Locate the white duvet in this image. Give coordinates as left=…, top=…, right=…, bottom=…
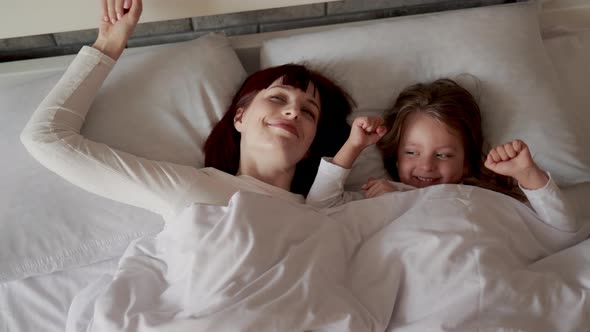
left=68, top=185, right=590, bottom=332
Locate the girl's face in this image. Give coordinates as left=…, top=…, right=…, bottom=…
left=234, top=79, right=321, bottom=167
left=396, top=112, right=466, bottom=188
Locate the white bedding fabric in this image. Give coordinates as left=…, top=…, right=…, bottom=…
left=0, top=71, right=163, bottom=282
left=66, top=187, right=590, bottom=332
left=0, top=34, right=246, bottom=283
left=0, top=258, right=118, bottom=332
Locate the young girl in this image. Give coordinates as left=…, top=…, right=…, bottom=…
left=306, top=78, right=579, bottom=233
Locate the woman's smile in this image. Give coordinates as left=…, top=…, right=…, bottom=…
left=268, top=120, right=299, bottom=138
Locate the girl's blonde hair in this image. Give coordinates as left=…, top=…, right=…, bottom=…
left=377, top=78, right=525, bottom=201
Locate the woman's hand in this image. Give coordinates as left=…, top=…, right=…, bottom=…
left=484, top=139, right=548, bottom=189
left=93, top=0, right=143, bottom=60
left=362, top=177, right=397, bottom=198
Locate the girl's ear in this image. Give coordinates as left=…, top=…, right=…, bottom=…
left=234, top=108, right=245, bottom=132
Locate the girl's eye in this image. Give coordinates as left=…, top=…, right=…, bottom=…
left=436, top=153, right=452, bottom=159
left=405, top=151, right=417, bottom=156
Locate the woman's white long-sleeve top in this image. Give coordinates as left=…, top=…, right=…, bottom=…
left=20, top=46, right=303, bottom=221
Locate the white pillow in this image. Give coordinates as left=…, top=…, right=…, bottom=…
left=538, top=0, right=590, bottom=37
left=542, top=29, right=590, bottom=219
left=0, top=33, right=247, bottom=282
left=84, top=34, right=246, bottom=167
left=260, top=2, right=590, bottom=189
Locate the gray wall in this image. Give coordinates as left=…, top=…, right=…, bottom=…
left=0, top=0, right=521, bottom=62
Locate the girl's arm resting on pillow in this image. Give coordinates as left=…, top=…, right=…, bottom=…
left=521, top=174, right=581, bottom=233
left=20, top=46, right=198, bottom=216
left=485, top=139, right=582, bottom=235
left=307, top=116, right=387, bottom=208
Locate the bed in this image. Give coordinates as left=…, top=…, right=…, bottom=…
left=1, top=1, right=590, bottom=331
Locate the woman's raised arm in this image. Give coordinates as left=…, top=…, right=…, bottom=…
left=20, top=0, right=201, bottom=217
left=93, top=0, right=142, bottom=60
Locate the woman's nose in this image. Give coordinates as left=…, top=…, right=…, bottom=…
left=282, top=106, right=300, bottom=118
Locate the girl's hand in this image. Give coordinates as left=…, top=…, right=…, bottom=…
left=484, top=139, right=548, bottom=189
left=93, top=0, right=143, bottom=60
left=331, top=116, right=388, bottom=169
left=362, top=177, right=397, bottom=198
left=348, top=116, right=388, bottom=150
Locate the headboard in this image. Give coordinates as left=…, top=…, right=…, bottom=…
left=539, top=0, right=590, bottom=32
left=0, top=0, right=338, bottom=39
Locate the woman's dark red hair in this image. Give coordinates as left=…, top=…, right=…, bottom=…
left=204, top=64, right=353, bottom=196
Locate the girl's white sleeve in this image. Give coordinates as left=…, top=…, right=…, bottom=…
left=521, top=174, right=579, bottom=233
left=20, top=46, right=199, bottom=216
left=306, top=157, right=364, bottom=208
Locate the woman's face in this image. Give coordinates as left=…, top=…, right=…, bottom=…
left=396, top=112, right=466, bottom=188
left=234, top=79, right=321, bottom=168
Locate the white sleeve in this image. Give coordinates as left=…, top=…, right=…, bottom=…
left=20, top=46, right=201, bottom=216
left=520, top=173, right=579, bottom=232
left=306, top=157, right=364, bottom=208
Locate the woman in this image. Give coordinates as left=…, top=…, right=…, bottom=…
left=21, top=0, right=353, bottom=219
left=21, top=2, right=358, bottom=328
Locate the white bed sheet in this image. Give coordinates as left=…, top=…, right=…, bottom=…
left=0, top=69, right=164, bottom=282
left=1, top=25, right=590, bottom=332
left=0, top=258, right=118, bottom=332
left=64, top=188, right=590, bottom=331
